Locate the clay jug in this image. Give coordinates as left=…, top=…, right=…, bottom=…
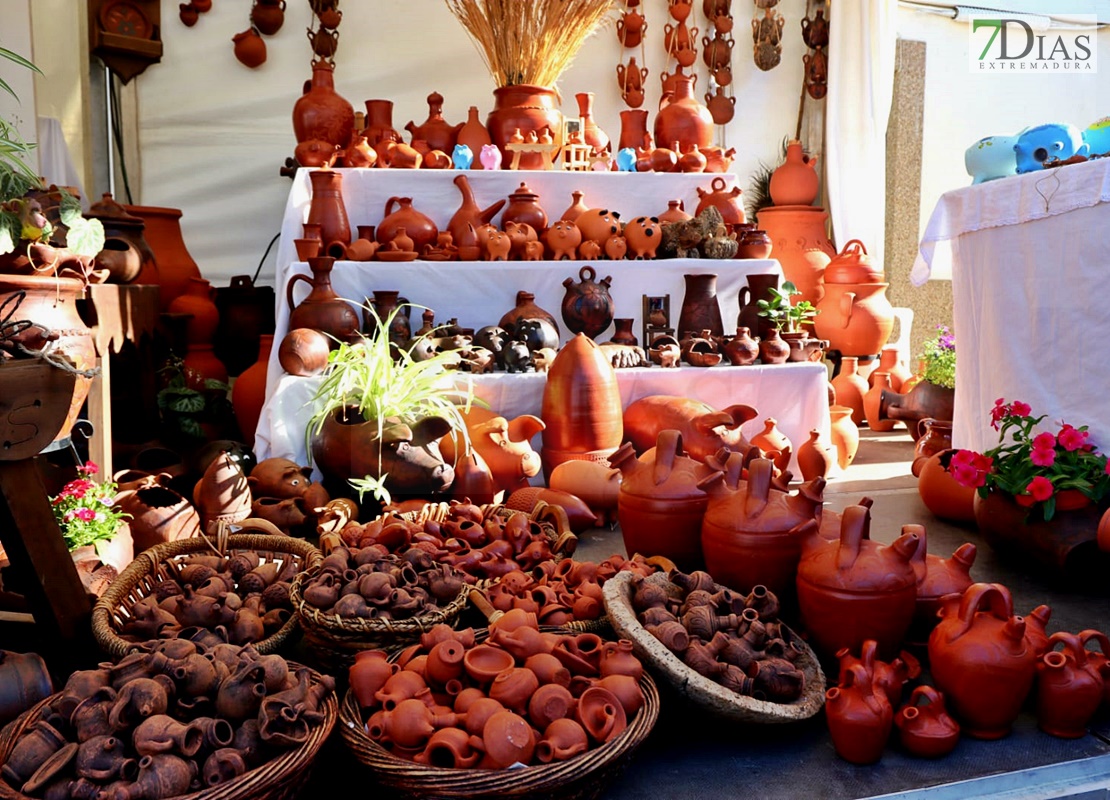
left=912, top=418, right=952, bottom=475
left=769, top=140, right=820, bottom=206
left=501, top=182, right=548, bottom=234
left=609, top=431, right=715, bottom=571
left=610, top=318, right=638, bottom=347
left=895, top=685, right=960, bottom=758
left=722, top=327, right=759, bottom=366
left=828, top=405, right=860, bottom=469
left=365, top=290, right=411, bottom=347
left=362, top=99, right=401, bottom=157
left=796, top=503, right=920, bottom=661
left=446, top=174, right=506, bottom=246
left=376, top=196, right=438, bottom=254
left=825, top=663, right=893, bottom=765
left=702, top=145, right=736, bottom=173
left=499, top=291, right=559, bottom=339
left=167, top=276, right=219, bottom=345
left=405, top=91, right=461, bottom=155
left=1037, top=632, right=1105, bottom=738
left=825, top=240, right=884, bottom=284
left=814, top=282, right=895, bottom=358
left=694, top=177, right=745, bottom=227
left=291, top=59, right=354, bottom=152
left=125, top=205, right=203, bottom=311
left=250, top=0, right=285, bottom=34
left=559, top=191, right=590, bottom=223
left=864, top=372, right=898, bottom=432
left=88, top=193, right=158, bottom=285
left=677, top=273, right=724, bottom=338
left=751, top=417, right=792, bottom=461
left=705, top=86, right=735, bottom=125
left=755, top=205, right=834, bottom=306
left=286, top=256, right=361, bottom=345
left=560, top=266, right=614, bottom=340
left=868, top=347, right=907, bottom=392
left=232, top=28, right=266, bottom=68
left=654, top=75, right=713, bottom=154
left=541, top=334, right=624, bottom=481
left=835, top=639, right=921, bottom=709
left=797, top=429, right=834, bottom=481
left=904, top=523, right=976, bottom=638
left=879, top=381, right=956, bottom=442
left=305, top=169, right=351, bottom=257
left=916, top=449, right=976, bottom=523
left=456, top=106, right=492, bottom=169
left=576, top=93, right=610, bottom=155
left=231, top=334, right=272, bottom=447
left=700, top=457, right=824, bottom=604
left=487, top=84, right=563, bottom=171
left=830, top=357, right=868, bottom=426
left=929, top=583, right=1037, bottom=739
left=758, top=329, right=790, bottom=365
left=618, top=109, right=650, bottom=152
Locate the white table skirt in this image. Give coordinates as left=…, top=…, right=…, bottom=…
left=255, top=362, right=832, bottom=481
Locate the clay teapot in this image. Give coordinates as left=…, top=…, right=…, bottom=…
left=405, top=91, right=462, bottom=155
left=560, top=266, right=614, bottom=340
left=769, top=139, right=820, bottom=206
left=616, top=9, right=646, bottom=47
left=796, top=503, right=920, bottom=661
left=928, top=583, right=1037, bottom=740
left=695, top=176, right=745, bottom=227
left=824, top=239, right=884, bottom=284
left=446, top=174, right=506, bottom=246
left=376, top=197, right=438, bottom=254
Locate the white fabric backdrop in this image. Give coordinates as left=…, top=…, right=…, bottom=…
left=825, top=0, right=897, bottom=264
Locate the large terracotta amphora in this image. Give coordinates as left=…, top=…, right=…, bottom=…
left=291, top=59, right=355, bottom=153
left=769, top=139, right=820, bottom=206
left=306, top=169, right=352, bottom=258
left=486, top=84, right=563, bottom=170
left=755, top=205, right=834, bottom=306
left=540, top=334, right=623, bottom=481
left=699, top=456, right=824, bottom=606
left=561, top=266, right=614, bottom=340
left=814, top=282, right=894, bottom=358
left=609, top=430, right=714, bottom=571
left=796, top=503, right=920, bottom=661
left=286, top=256, right=361, bottom=345
left=928, top=583, right=1037, bottom=739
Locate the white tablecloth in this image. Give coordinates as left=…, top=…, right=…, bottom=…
left=911, top=159, right=1110, bottom=453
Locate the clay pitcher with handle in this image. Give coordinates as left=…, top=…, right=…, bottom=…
left=286, top=256, right=361, bottom=345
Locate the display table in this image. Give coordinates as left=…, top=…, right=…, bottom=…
left=910, top=158, right=1110, bottom=454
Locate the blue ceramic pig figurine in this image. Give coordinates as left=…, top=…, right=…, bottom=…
left=964, top=135, right=1018, bottom=184
left=1083, top=117, right=1110, bottom=156
left=616, top=147, right=638, bottom=172
left=1013, top=123, right=1088, bottom=173
left=452, top=144, right=474, bottom=170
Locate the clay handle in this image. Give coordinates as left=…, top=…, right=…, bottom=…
left=907, top=684, right=945, bottom=710
left=738, top=286, right=751, bottom=309
left=742, top=458, right=773, bottom=517
left=652, top=429, right=684, bottom=485
left=285, top=272, right=312, bottom=309
left=838, top=291, right=856, bottom=328
left=711, top=176, right=727, bottom=192
left=384, top=196, right=404, bottom=218
left=579, top=265, right=596, bottom=283
left=1046, top=631, right=1088, bottom=665
left=1080, top=629, right=1110, bottom=663
left=835, top=503, right=872, bottom=571
left=949, top=583, right=1014, bottom=641
left=842, top=239, right=868, bottom=255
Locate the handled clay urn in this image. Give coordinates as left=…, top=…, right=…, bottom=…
left=1036, top=631, right=1105, bottom=738
left=291, top=60, right=354, bottom=154
left=285, top=256, right=361, bottom=345
left=377, top=196, right=438, bottom=254
left=654, top=75, right=714, bottom=154
left=825, top=663, right=893, bottom=765
left=895, top=685, right=960, bottom=758
left=694, top=177, right=745, bottom=227
left=813, top=281, right=894, bottom=358
left=560, top=266, right=614, bottom=340
left=928, top=582, right=1038, bottom=740
left=824, top=239, right=884, bottom=284
left=796, top=503, right=920, bottom=661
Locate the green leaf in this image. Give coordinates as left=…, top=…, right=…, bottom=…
left=203, top=379, right=230, bottom=392
left=0, top=211, right=18, bottom=255
left=64, top=217, right=105, bottom=258
left=169, top=394, right=205, bottom=414
left=58, top=192, right=82, bottom=227
left=179, top=417, right=205, bottom=439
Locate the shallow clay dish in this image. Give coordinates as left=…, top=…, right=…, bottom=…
left=375, top=250, right=420, bottom=262
left=601, top=570, right=827, bottom=724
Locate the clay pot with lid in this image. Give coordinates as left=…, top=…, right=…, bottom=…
left=769, top=140, right=820, bottom=207
left=501, top=182, right=548, bottom=235
left=694, top=176, right=745, bottom=227
left=825, top=239, right=883, bottom=284
left=700, top=457, right=825, bottom=606
left=895, top=686, right=960, bottom=758
left=928, top=583, right=1037, bottom=739
left=796, top=503, right=920, bottom=661
left=1036, top=631, right=1105, bottom=738
left=814, top=281, right=894, bottom=358
left=609, top=430, right=715, bottom=571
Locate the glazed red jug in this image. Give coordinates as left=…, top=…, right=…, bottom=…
left=928, top=583, right=1037, bottom=739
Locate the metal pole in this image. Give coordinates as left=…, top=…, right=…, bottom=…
left=104, top=65, right=115, bottom=197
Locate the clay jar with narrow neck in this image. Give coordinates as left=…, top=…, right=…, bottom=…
left=362, top=99, right=400, bottom=154
left=231, top=334, right=273, bottom=447
left=286, top=256, right=361, bottom=345
left=694, top=177, right=745, bottom=227
left=306, top=169, right=351, bottom=257
left=486, top=85, right=563, bottom=171
left=825, top=663, right=893, bottom=765
left=575, top=92, right=610, bottom=155
left=928, top=583, right=1037, bottom=739
left=871, top=346, right=911, bottom=392
left=830, top=357, right=868, bottom=426
left=895, top=685, right=961, bottom=758
left=501, top=182, right=548, bottom=235
left=499, top=291, right=559, bottom=339
left=447, top=174, right=506, bottom=246
left=864, top=372, right=898, bottom=433
left=755, top=205, right=834, bottom=307
left=618, top=109, right=650, bottom=152
left=609, top=431, right=715, bottom=572
left=1037, top=632, right=1105, bottom=738
left=654, top=76, right=713, bottom=154
left=700, top=457, right=824, bottom=606
left=167, top=276, right=219, bottom=345
left=796, top=503, right=920, bottom=661
left=769, top=140, right=820, bottom=206
left=904, top=523, right=977, bottom=640
left=541, top=334, right=624, bottom=481
left=376, top=196, right=438, bottom=254
left=125, top=204, right=203, bottom=311
left=828, top=405, right=859, bottom=470
left=456, top=106, right=492, bottom=169
left=292, top=60, right=355, bottom=151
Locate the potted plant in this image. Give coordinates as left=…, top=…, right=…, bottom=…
left=307, top=303, right=475, bottom=506
left=879, top=325, right=955, bottom=440
left=50, top=460, right=133, bottom=596
left=156, top=352, right=234, bottom=444
left=756, top=280, right=824, bottom=361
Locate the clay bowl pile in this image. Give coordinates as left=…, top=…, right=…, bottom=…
left=478, top=554, right=672, bottom=631
left=0, top=640, right=336, bottom=800
left=602, top=570, right=826, bottom=724
left=91, top=534, right=324, bottom=660
left=330, top=501, right=577, bottom=584
left=338, top=610, right=660, bottom=800
left=290, top=545, right=473, bottom=670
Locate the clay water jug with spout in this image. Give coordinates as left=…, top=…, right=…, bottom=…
left=286, top=256, right=361, bottom=345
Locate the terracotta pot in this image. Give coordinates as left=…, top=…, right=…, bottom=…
left=0, top=651, right=53, bottom=727
left=285, top=256, right=361, bottom=345
left=540, top=334, right=624, bottom=481
left=231, top=334, right=272, bottom=447
left=825, top=663, right=893, bottom=765
left=481, top=710, right=535, bottom=768
left=456, top=106, right=492, bottom=169
left=676, top=273, right=724, bottom=338
left=721, top=327, right=758, bottom=366
left=617, top=109, right=650, bottom=152
left=796, top=503, right=919, bottom=661
left=700, top=457, right=823, bottom=605
left=125, top=205, right=203, bottom=311
left=0, top=275, right=95, bottom=443
left=928, top=583, right=1037, bottom=739
left=94, top=237, right=142, bottom=284
left=694, top=177, right=745, bottom=227
left=232, top=28, right=266, bottom=68
left=167, top=276, right=219, bottom=346
left=362, top=99, right=401, bottom=157
left=836, top=639, right=921, bottom=709
left=576, top=686, right=627, bottom=744
left=828, top=405, right=860, bottom=469
left=536, top=718, right=589, bottom=763
left=291, top=60, right=354, bottom=153
left=251, top=0, right=285, bottom=34
left=560, top=266, right=614, bottom=340
left=814, top=282, right=894, bottom=358
left=487, top=85, right=563, bottom=171
left=879, top=381, right=955, bottom=442
left=88, top=194, right=158, bottom=285
left=735, top=273, right=779, bottom=340
left=609, top=431, right=714, bottom=571
left=278, top=327, right=330, bottom=376
left=825, top=239, right=884, bottom=284
left=755, top=205, right=834, bottom=307
left=501, top=182, right=548, bottom=235
left=446, top=174, right=505, bottom=247
left=193, top=451, right=251, bottom=534
left=377, top=196, right=438, bottom=254
left=305, top=169, right=351, bottom=256
left=705, top=86, right=735, bottom=125
left=830, top=357, right=868, bottom=426
left=655, top=76, right=713, bottom=154
left=575, top=92, right=610, bottom=155
left=870, top=346, right=911, bottom=392
left=769, top=140, right=820, bottom=206
left=657, top=199, right=692, bottom=224
left=757, top=329, right=790, bottom=365
left=895, top=685, right=960, bottom=758
left=864, top=372, right=898, bottom=432
left=364, top=290, right=411, bottom=347
left=1036, top=632, right=1104, bottom=738
left=797, top=429, right=834, bottom=481
left=912, top=418, right=952, bottom=476
left=916, top=449, right=976, bottom=523
left=182, top=342, right=228, bottom=387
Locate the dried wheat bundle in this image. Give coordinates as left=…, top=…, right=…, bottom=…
left=444, top=0, right=615, bottom=87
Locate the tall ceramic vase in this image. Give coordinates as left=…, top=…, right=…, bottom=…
left=677, top=273, right=724, bottom=338
left=306, top=169, right=352, bottom=257
left=124, top=205, right=203, bottom=311
left=575, top=92, right=610, bottom=156
left=755, top=205, right=834, bottom=307
left=831, top=357, right=868, bottom=426
left=486, top=85, right=564, bottom=170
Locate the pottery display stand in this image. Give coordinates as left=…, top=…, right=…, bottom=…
left=505, top=142, right=559, bottom=170
left=642, top=293, right=675, bottom=347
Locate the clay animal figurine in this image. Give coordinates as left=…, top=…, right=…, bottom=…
left=480, top=143, right=503, bottom=171
left=516, top=318, right=560, bottom=352
left=545, top=220, right=583, bottom=260
left=964, top=135, right=1018, bottom=184
left=532, top=347, right=558, bottom=373
left=623, top=216, right=662, bottom=258
left=499, top=340, right=535, bottom=373
left=486, top=230, right=512, bottom=261
left=616, top=148, right=638, bottom=172
left=452, top=144, right=474, bottom=170
left=523, top=240, right=545, bottom=261
left=622, top=395, right=759, bottom=463
left=1013, top=123, right=1088, bottom=172
left=578, top=240, right=602, bottom=260
left=439, top=407, right=545, bottom=497
left=604, top=234, right=628, bottom=261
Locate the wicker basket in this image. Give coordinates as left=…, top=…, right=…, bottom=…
left=0, top=663, right=337, bottom=800
left=338, top=669, right=660, bottom=800
left=91, top=531, right=323, bottom=660
left=601, top=570, right=827, bottom=724
left=295, top=501, right=576, bottom=670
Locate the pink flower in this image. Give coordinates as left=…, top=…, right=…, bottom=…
left=75, top=507, right=96, bottom=522
left=1105, top=459, right=1110, bottom=475
left=1058, top=424, right=1088, bottom=452
left=82, top=461, right=99, bottom=475
left=1030, top=447, right=1056, bottom=467
left=1010, top=401, right=1031, bottom=417
left=1025, top=476, right=1054, bottom=502
left=990, top=398, right=1007, bottom=430
left=948, top=450, right=992, bottom=488
left=951, top=464, right=984, bottom=488
left=1033, top=432, right=1056, bottom=450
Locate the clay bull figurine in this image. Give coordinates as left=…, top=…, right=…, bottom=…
left=622, top=395, right=759, bottom=464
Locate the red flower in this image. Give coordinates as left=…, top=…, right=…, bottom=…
left=82, top=461, right=99, bottom=475
left=1106, top=460, right=1110, bottom=476
left=75, top=507, right=96, bottom=522
left=1030, top=447, right=1056, bottom=467
left=1058, top=424, right=1088, bottom=452
left=1033, top=432, right=1056, bottom=450
left=990, top=398, right=1007, bottom=430
left=1010, top=401, right=1031, bottom=417
left=1025, top=476, right=1054, bottom=502
left=949, top=449, right=992, bottom=488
